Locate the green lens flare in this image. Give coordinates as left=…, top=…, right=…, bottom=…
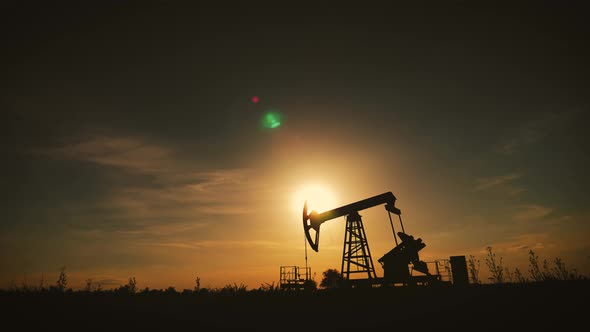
left=261, top=111, right=282, bottom=129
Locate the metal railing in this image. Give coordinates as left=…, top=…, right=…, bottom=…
left=280, top=266, right=311, bottom=289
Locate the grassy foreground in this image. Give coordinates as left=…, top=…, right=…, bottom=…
left=2, top=280, right=588, bottom=331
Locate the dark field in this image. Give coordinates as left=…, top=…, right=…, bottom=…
left=2, top=281, right=588, bottom=331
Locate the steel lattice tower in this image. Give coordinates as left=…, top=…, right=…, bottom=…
left=341, top=211, right=377, bottom=282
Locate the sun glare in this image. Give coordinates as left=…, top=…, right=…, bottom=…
left=293, top=183, right=338, bottom=215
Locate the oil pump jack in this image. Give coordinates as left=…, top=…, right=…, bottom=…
left=303, top=191, right=468, bottom=287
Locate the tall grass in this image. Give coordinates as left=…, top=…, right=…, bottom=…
left=3, top=251, right=588, bottom=295
left=480, top=247, right=587, bottom=284
left=485, top=246, right=504, bottom=284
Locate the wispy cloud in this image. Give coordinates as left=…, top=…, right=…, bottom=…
left=37, top=134, right=268, bottom=233
left=496, top=109, right=580, bottom=155
left=481, top=232, right=551, bottom=254
left=497, top=129, right=540, bottom=155
left=147, top=240, right=281, bottom=250
left=512, top=204, right=553, bottom=221
left=73, top=222, right=210, bottom=238
left=475, top=173, right=521, bottom=191
left=44, top=136, right=174, bottom=173
left=94, top=278, right=124, bottom=286
left=506, top=187, right=526, bottom=196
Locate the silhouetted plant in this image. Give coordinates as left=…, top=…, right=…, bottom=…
left=513, top=268, right=528, bottom=283
left=528, top=250, right=584, bottom=282
left=18, top=274, right=46, bottom=293
left=320, top=269, right=343, bottom=289
left=196, top=287, right=210, bottom=295
left=567, top=268, right=584, bottom=280
left=56, top=266, right=68, bottom=292
left=118, top=277, right=138, bottom=294
left=542, top=259, right=555, bottom=281
left=20, top=277, right=32, bottom=293
left=504, top=267, right=514, bottom=283
left=258, top=281, right=281, bottom=293
left=194, top=276, right=201, bottom=292
left=544, top=257, right=580, bottom=281
left=485, top=247, right=504, bottom=284
left=528, top=250, right=543, bottom=281
left=127, top=277, right=138, bottom=293
left=467, top=255, right=480, bottom=284
left=551, top=257, right=569, bottom=280
left=10, top=280, right=18, bottom=292
left=38, top=273, right=45, bottom=291
left=84, top=278, right=94, bottom=292
left=219, top=283, right=248, bottom=294
left=303, top=278, right=318, bottom=291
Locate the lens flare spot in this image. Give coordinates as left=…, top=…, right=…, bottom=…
left=261, top=111, right=282, bottom=129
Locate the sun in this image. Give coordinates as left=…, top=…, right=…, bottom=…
left=293, top=183, right=338, bottom=215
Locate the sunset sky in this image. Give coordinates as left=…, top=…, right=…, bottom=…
left=2, top=2, right=589, bottom=290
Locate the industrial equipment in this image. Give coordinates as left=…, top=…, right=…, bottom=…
left=302, top=191, right=468, bottom=287
left=279, top=266, right=312, bottom=290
